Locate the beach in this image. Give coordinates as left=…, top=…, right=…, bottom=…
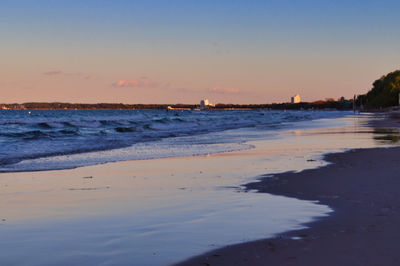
left=177, top=114, right=400, bottom=266
left=4, top=1, right=400, bottom=265
left=0, top=112, right=398, bottom=265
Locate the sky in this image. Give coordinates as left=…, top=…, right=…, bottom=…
left=1, top=0, right=400, bottom=104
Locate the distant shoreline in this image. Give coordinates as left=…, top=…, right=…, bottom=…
left=0, top=101, right=352, bottom=111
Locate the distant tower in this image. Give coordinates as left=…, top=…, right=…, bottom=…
left=291, top=94, right=301, bottom=104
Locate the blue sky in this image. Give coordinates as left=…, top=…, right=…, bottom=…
left=1, top=0, right=399, bottom=103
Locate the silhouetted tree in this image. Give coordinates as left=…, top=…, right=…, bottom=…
left=358, top=70, right=400, bottom=108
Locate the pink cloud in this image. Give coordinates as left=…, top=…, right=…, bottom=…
left=112, top=78, right=157, bottom=88
left=43, top=70, right=63, bottom=76
left=208, top=87, right=240, bottom=94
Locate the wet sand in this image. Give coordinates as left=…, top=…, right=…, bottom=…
left=0, top=131, right=337, bottom=265
left=176, top=118, right=400, bottom=266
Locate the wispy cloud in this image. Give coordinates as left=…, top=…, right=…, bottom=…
left=43, top=70, right=63, bottom=76
left=112, top=77, right=157, bottom=88
left=208, top=86, right=240, bottom=94
left=64, top=72, right=91, bottom=80
left=43, top=70, right=91, bottom=79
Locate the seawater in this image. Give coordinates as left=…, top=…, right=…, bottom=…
left=0, top=109, right=347, bottom=172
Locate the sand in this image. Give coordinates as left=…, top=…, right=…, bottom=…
left=176, top=146, right=400, bottom=265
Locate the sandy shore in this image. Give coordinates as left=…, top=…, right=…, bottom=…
left=0, top=128, right=339, bottom=265
left=2, top=114, right=397, bottom=265
left=176, top=145, right=400, bottom=265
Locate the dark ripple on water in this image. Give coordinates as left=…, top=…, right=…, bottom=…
left=0, top=109, right=347, bottom=171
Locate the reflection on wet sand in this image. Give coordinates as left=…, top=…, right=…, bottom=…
left=372, top=128, right=400, bottom=144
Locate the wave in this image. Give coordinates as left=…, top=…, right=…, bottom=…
left=37, top=122, right=54, bottom=129
left=0, top=110, right=349, bottom=172
left=115, top=127, right=136, bottom=133
left=0, top=130, right=50, bottom=140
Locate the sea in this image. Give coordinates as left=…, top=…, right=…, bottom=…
left=0, top=109, right=347, bottom=172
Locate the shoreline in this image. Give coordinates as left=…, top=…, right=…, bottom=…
left=0, top=126, right=339, bottom=265
left=176, top=146, right=400, bottom=266
left=0, top=102, right=352, bottom=111
left=1, top=113, right=394, bottom=265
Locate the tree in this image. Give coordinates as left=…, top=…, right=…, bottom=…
left=359, top=70, right=400, bottom=108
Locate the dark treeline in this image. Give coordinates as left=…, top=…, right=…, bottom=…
left=356, top=70, right=400, bottom=109
left=0, top=100, right=352, bottom=110
left=213, top=99, right=351, bottom=110
left=0, top=102, right=196, bottom=110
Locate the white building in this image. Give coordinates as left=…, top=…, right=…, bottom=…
left=200, top=99, right=213, bottom=110
left=291, top=94, right=301, bottom=104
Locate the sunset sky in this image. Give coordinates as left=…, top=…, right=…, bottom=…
left=1, top=0, right=400, bottom=104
